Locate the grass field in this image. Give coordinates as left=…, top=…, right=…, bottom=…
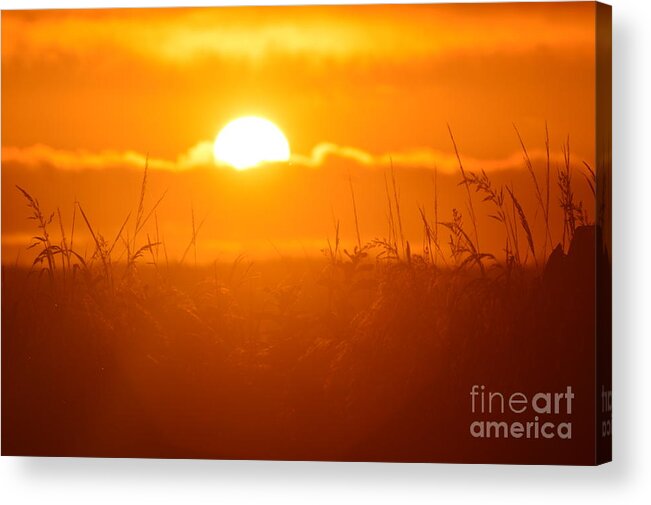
left=1, top=135, right=607, bottom=462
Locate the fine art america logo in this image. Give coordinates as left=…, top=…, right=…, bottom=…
left=470, top=385, right=574, bottom=440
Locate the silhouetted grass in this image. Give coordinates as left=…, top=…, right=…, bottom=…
left=3, top=128, right=602, bottom=460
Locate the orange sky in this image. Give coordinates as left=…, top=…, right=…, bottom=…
left=2, top=3, right=599, bottom=263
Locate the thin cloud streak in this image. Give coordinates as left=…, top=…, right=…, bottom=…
left=3, top=141, right=578, bottom=175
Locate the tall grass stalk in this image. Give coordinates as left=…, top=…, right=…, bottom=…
left=77, top=201, right=112, bottom=288
left=57, top=207, right=70, bottom=275
left=514, top=124, right=553, bottom=255
left=506, top=186, right=537, bottom=269
left=544, top=122, right=552, bottom=256
left=181, top=207, right=207, bottom=266
left=448, top=125, right=480, bottom=251
left=433, top=168, right=440, bottom=265
left=16, top=185, right=56, bottom=283
left=348, top=170, right=362, bottom=250
left=384, top=170, right=397, bottom=252
left=558, top=136, right=575, bottom=249
left=390, top=158, right=406, bottom=258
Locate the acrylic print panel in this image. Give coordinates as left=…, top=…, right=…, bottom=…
left=1, top=2, right=612, bottom=464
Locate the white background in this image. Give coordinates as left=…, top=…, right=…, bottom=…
left=1, top=0, right=649, bottom=503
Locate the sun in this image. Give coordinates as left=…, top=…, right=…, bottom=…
left=213, top=116, right=290, bottom=170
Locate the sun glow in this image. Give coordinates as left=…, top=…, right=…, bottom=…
left=213, top=116, right=290, bottom=170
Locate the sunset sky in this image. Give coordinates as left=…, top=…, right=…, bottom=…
left=2, top=3, right=598, bottom=262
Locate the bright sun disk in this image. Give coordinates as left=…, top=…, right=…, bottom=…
left=213, top=116, right=290, bottom=170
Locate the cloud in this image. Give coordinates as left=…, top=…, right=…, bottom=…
left=3, top=140, right=577, bottom=176
left=2, top=4, right=595, bottom=65
left=291, top=143, right=375, bottom=168
left=3, top=144, right=175, bottom=172
left=291, top=142, right=570, bottom=175
left=2, top=141, right=222, bottom=172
